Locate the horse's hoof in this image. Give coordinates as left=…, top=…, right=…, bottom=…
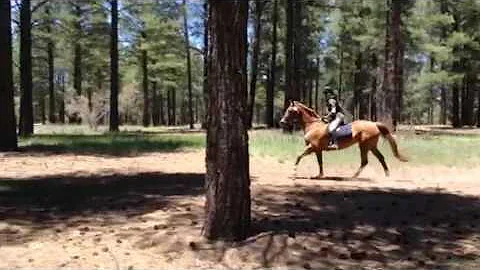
left=310, top=175, right=323, bottom=180
left=385, top=171, right=390, bottom=177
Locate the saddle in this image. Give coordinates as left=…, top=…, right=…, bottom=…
left=333, top=123, right=353, bottom=140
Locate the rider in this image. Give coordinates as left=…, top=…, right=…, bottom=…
left=323, top=86, right=345, bottom=149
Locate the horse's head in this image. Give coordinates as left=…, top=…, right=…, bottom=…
left=279, top=101, right=302, bottom=128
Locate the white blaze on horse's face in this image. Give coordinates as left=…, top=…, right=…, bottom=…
left=280, top=104, right=299, bottom=126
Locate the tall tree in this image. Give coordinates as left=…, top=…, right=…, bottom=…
left=19, top=0, right=34, bottom=136
left=109, top=0, right=119, bottom=132
left=141, top=31, right=150, bottom=127
left=247, top=0, right=264, bottom=128
left=183, top=0, right=194, bottom=129
left=265, top=0, right=278, bottom=127
left=0, top=0, right=18, bottom=151
left=46, top=5, right=55, bottom=123
left=204, top=0, right=250, bottom=241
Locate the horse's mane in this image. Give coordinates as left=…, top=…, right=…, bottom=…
left=293, top=101, right=321, bottom=118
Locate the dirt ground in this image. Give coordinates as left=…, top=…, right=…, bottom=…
left=1, top=150, right=480, bottom=269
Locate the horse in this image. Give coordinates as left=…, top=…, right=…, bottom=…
left=279, top=101, right=408, bottom=179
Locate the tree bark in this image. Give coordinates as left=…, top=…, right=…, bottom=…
left=159, top=89, right=165, bottom=125
left=370, top=53, right=378, bottom=121
left=73, top=5, right=82, bottom=97
left=152, top=81, right=160, bottom=126
left=204, top=0, right=250, bottom=241
left=40, top=94, right=46, bottom=124
left=183, top=0, right=194, bottom=129
left=315, top=56, right=320, bottom=111
left=46, top=6, right=56, bottom=123
left=58, top=73, right=66, bottom=124
left=0, top=0, right=18, bottom=151
left=391, top=0, right=404, bottom=129
left=284, top=0, right=297, bottom=109
left=201, top=0, right=208, bottom=129
left=381, top=0, right=394, bottom=128
left=141, top=33, right=150, bottom=127
left=265, top=0, right=278, bottom=128
left=109, top=0, right=119, bottom=132
left=247, top=0, right=264, bottom=129
left=19, top=0, right=34, bottom=136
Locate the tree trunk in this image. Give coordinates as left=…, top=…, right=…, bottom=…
left=204, top=0, right=250, bottom=241
left=46, top=6, right=55, bottom=123
left=440, top=0, right=448, bottom=125
left=141, top=34, right=150, bottom=127
left=109, top=0, right=119, bottom=132
left=265, top=0, right=278, bottom=128
left=201, top=0, right=208, bottom=129
left=40, top=94, right=46, bottom=124
left=308, top=61, right=313, bottom=107
left=477, top=84, right=480, bottom=127
left=429, top=56, right=435, bottom=124
left=152, top=81, right=160, bottom=126
left=315, top=56, right=320, bottom=112
left=0, top=0, right=18, bottom=151
left=293, top=1, right=303, bottom=102
left=247, top=0, right=264, bottom=129
left=337, top=41, right=344, bottom=102
left=370, top=53, right=378, bottom=121
left=182, top=0, right=194, bottom=129
left=381, top=0, right=394, bottom=128
left=59, top=73, right=66, bottom=124
left=19, top=0, right=34, bottom=136
left=159, top=89, right=165, bottom=125
left=461, top=73, right=475, bottom=126
left=391, top=0, right=404, bottom=128
left=284, top=0, right=297, bottom=109
left=167, top=88, right=172, bottom=125
left=73, top=5, right=82, bottom=97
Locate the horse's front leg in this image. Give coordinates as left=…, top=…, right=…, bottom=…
left=293, top=144, right=314, bottom=178
left=311, top=151, right=323, bottom=179
left=295, top=144, right=313, bottom=166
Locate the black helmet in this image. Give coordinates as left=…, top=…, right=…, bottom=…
left=324, top=86, right=336, bottom=99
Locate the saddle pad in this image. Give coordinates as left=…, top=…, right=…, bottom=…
left=336, top=123, right=352, bottom=139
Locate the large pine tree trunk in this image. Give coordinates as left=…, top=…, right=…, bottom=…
left=391, top=0, right=404, bottom=128
left=109, top=0, right=119, bottom=132
left=204, top=0, right=250, bottom=241
left=0, top=0, right=18, bottom=151
left=183, top=0, right=194, bottom=129
left=440, top=0, right=448, bottom=125
left=46, top=6, right=56, bottom=123
left=265, top=0, right=278, bottom=128
left=19, top=0, right=34, bottom=136
left=247, top=0, right=264, bottom=129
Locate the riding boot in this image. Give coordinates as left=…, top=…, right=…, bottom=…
left=329, top=133, right=339, bottom=149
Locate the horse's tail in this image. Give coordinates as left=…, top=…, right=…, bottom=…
left=376, top=122, right=408, bottom=162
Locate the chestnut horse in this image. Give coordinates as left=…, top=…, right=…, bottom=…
left=279, top=101, right=408, bottom=178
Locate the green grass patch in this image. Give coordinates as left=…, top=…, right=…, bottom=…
left=21, top=125, right=480, bottom=166
left=249, top=129, right=480, bottom=167
left=20, top=132, right=205, bottom=156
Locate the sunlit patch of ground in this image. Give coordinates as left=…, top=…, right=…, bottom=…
left=1, top=146, right=480, bottom=269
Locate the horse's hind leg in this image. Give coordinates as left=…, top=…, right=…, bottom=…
left=371, top=148, right=390, bottom=177
left=353, top=145, right=368, bottom=178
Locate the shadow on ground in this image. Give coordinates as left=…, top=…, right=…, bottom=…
left=18, top=133, right=205, bottom=157
left=0, top=172, right=204, bottom=245
left=241, top=185, right=480, bottom=269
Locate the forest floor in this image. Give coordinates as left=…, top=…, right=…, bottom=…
left=1, top=128, right=480, bottom=269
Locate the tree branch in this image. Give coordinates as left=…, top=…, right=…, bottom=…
left=31, top=0, right=50, bottom=14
